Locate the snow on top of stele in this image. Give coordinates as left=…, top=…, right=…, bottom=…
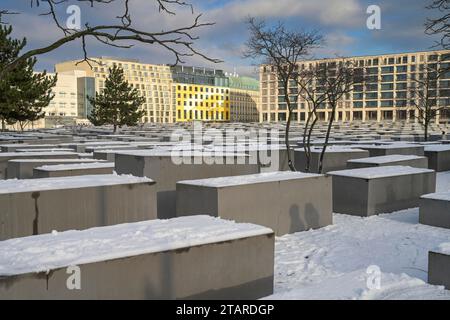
left=360, top=143, right=424, bottom=149
left=294, top=147, right=368, bottom=153
left=7, top=158, right=103, bottom=163
left=424, top=144, right=450, bottom=152
left=0, top=174, right=154, bottom=194
left=113, top=149, right=248, bottom=158
left=347, top=154, right=425, bottom=164
left=0, top=151, right=77, bottom=158
left=436, top=243, right=450, bottom=255
left=37, top=162, right=114, bottom=171
left=328, top=165, right=434, bottom=179
left=178, top=171, right=322, bottom=188
left=421, top=191, right=450, bottom=202
left=0, top=216, right=273, bottom=276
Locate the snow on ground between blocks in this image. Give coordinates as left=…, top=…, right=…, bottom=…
left=265, top=171, right=450, bottom=300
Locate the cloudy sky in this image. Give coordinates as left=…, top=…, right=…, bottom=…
left=1, top=0, right=444, bottom=77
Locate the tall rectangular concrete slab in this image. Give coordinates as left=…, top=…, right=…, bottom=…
left=329, top=166, right=436, bottom=216
left=294, top=148, right=369, bottom=173
left=176, top=172, right=332, bottom=235
left=424, top=145, right=450, bottom=172
left=419, top=192, right=450, bottom=229
left=33, top=162, right=114, bottom=178
left=0, top=174, right=157, bottom=240
left=0, top=216, right=274, bottom=299
left=114, top=151, right=259, bottom=219
left=0, top=152, right=78, bottom=179
left=347, top=155, right=429, bottom=169
left=357, top=144, right=425, bottom=157
left=428, top=249, right=450, bottom=290
left=6, top=159, right=107, bottom=179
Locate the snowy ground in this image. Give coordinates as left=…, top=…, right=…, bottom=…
left=266, top=171, right=450, bottom=300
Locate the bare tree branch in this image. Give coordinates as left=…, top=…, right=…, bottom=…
left=426, top=0, right=450, bottom=49
left=1, top=0, right=221, bottom=76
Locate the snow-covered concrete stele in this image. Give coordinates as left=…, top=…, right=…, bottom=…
left=347, top=154, right=429, bottom=169
left=294, top=148, right=369, bottom=173
left=114, top=150, right=259, bottom=219
left=33, top=162, right=115, bottom=178
left=328, top=166, right=436, bottom=216
left=420, top=192, right=450, bottom=229
left=428, top=243, right=450, bottom=290
left=424, top=145, right=450, bottom=172
left=0, top=174, right=157, bottom=240
left=0, top=152, right=79, bottom=179
left=0, top=216, right=275, bottom=300
left=176, top=172, right=332, bottom=236
left=356, top=144, right=425, bottom=157
left=6, top=158, right=108, bottom=179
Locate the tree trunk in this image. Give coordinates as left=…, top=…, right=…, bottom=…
left=302, top=110, right=313, bottom=172
left=285, top=108, right=296, bottom=171
left=1, top=118, right=5, bottom=132
left=307, top=115, right=318, bottom=172
left=113, top=123, right=117, bottom=133
left=318, top=106, right=336, bottom=174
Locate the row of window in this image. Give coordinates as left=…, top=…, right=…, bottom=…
left=261, top=53, right=450, bottom=74
left=178, top=101, right=227, bottom=108
left=177, top=110, right=230, bottom=120
left=177, top=85, right=229, bottom=94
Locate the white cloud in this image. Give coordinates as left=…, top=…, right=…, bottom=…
left=204, top=0, right=364, bottom=27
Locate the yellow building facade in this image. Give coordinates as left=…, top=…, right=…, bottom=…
left=175, top=83, right=230, bottom=122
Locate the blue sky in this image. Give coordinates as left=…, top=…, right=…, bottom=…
left=0, top=0, right=444, bottom=77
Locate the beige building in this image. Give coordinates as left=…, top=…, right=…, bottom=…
left=55, top=57, right=175, bottom=123
left=260, top=49, right=450, bottom=124
left=30, top=70, right=93, bottom=129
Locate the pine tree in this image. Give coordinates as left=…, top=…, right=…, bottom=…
left=88, top=65, right=145, bottom=132
left=0, top=25, right=57, bottom=131
left=6, top=65, right=57, bottom=131
left=0, top=25, right=25, bottom=131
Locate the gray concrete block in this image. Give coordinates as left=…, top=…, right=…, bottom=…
left=347, top=155, right=429, bottom=169
left=7, top=159, right=107, bottom=179
left=428, top=250, right=450, bottom=290
left=115, top=151, right=259, bottom=219
left=0, top=144, right=61, bottom=152
left=0, top=152, right=78, bottom=179
left=357, top=144, right=425, bottom=157
left=294, top=148, right=369, bottom=173
left=33, top=162, right=114, bottom=178
left=329, top=166, right=436, bottom=216
left=0, top=216, right=274, bottom=299
left=419, top=192, right=450, bottom=229
left=424, top=145, right=450, bottom=172
left=176, top=172, right=332, bottom=236
left=0, top=174, right=157, bottom=240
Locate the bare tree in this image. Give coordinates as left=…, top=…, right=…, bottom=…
left=316, top=60, right=361, bottom=173
left=0, top=0, right=220, bottom=76
left=409, top=59, right=450, bottom=141
left=295, top=65, right=329, bottom=172
left=426, top=0, right=450, bottom=49
left=282, top=58, right=361, bottom=173
left=244, top=18, right=322, bottom=171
